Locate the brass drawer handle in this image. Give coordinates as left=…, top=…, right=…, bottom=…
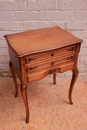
left=43, top=68, right=61, bottom=76
left=67, top=56, right=75, bottom=60
left=26, top=66, right=37, bottom=72
left=49, top=68, right=61, bottom=74
left=68, top=47, right=76, bottom=51
left=25, top=57, right=35, bottom=63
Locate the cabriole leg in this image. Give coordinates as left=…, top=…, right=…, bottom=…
left=69, top=68, right=79, bottom=105
left=21, top=84, right=29, bottom=123
left=9, top=61, right=18, bottom=97
left=53, top=73, right=56, bottom=84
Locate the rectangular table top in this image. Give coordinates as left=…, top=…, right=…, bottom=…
left=4, top=26, right=82, bottom=57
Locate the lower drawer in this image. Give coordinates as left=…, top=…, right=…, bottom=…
left=27, top=61, right=74, bottom=82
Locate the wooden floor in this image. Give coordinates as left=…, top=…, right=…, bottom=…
left=0, top=76, right=87, bottom=130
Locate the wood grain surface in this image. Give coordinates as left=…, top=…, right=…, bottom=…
left=4, top=26, right=82, bottom=57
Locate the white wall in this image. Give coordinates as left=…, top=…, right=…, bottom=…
left=0, top=0, right=87, bottom=77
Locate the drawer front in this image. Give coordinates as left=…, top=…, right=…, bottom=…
left=25, top=44, right=77, bottom=82
left=27, top=61, right=74, bottom=82
left=24, top=44, right=77, bottom=65
left=25, top=53, right=76, bottom=74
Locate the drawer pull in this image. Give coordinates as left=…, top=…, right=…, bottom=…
left=49, top=68, right=61, bottom=74
left=51, top=62, right=55, bottom=66
left=67, top=56, right=75, bottom=60
left=26, top=66, right=37, bottom=72
left=51, top=53, right=54, bottom=57
left=44, top=68, right=61, bottom=76
left=25, top=57, right=35, bottom=63
left=68, top=47, right=76, bottom=51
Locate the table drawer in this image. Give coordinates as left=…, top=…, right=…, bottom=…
left=27, top=61, right=74, bottom=82
left=25, top=53, right=76, bottom=74
left=24, top=44, right=77, bottom=64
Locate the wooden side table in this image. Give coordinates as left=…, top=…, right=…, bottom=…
left=4, top=26, right=83, bottom=123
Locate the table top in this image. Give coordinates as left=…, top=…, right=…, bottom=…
left=4, top=26, right=83, bottom=57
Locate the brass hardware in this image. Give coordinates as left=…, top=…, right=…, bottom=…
left=67, top=56, right=75, bottom=60
left=25, top=57, right=35, bottom=63
left=43, top=68, right=61, bottom=76
left=49, top=68, right=61, bottom=74
left=26, top=66, right=37, bottom=72
left=68, top=47, right=76, bottom=51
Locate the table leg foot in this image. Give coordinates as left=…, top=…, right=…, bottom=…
left=69, top=68, right=79, bottom=105
left=53, top=73, right=56, bottom=84
left=9, top=61, right=18, bottom=97
left=21, top=84, right=29, bottom=123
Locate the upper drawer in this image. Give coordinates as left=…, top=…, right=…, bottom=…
left=24, top=44, right=77, bottom=64
left=25, top=53, right=76, bottom=73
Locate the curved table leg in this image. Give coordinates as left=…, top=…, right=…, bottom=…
left=53, top=73, right=56, bottom=84
left=69, top=68, right=79, bottom=105
left=9, top=61, right=18, bottom=97
left=21, top=84, right=29, bottom=123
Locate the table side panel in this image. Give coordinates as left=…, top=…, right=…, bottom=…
left=8, top=47, right=21, bottom=81
left=73, top=43, right=81, bottom=69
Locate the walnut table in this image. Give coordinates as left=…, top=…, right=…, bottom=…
left=4, top=26, right=83, bottom=123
